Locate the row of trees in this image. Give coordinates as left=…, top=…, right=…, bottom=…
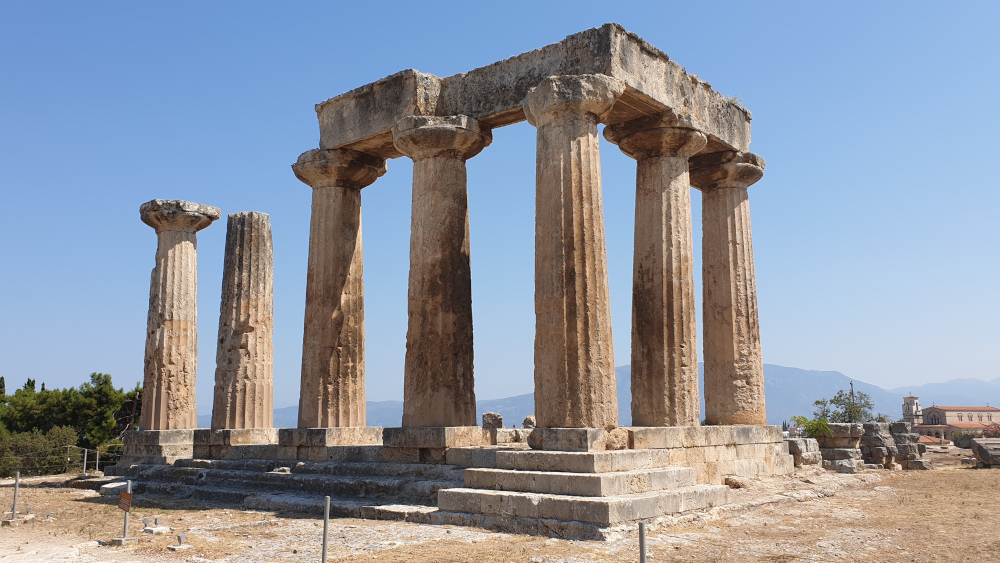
left=0, top=372, right=141, bottom=453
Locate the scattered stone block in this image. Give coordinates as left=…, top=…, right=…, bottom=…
left=970, top=438, right=1000, bottom=467
left=906, top=459, right=933, bottom=470
left=482, top=413, right=503, bottom=429
left=522, top=415, right=536, bottom=429
left=110, top=537, right=138, bottom=546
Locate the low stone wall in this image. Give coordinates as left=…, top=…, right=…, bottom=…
left=784, top=438, right=821, bottom=467
left=861, top=422, right=929, bottom=470
left=815, top=423, right=863, bottom=473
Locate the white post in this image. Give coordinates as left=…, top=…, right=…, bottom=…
left=123, top=480, right=132, bottom=538
left=82, top=449, right=88, bottom=475
left=321, top=495, right=330, bottom=563
left=9, top=471, right=19, bottom=520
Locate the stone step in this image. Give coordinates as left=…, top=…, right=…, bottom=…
left=437, top=484, right=729, bottom=526
left=171, top=458, right=465, bottom=481
left=448, top=448, right=675, bottom=473
left=124, top=465, right=461, bottom=503
left=463, top=467, right=696, bottom=497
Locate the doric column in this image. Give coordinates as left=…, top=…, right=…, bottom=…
left=392, top=115, right=491, bottom=427
left=523, top=74, right=624, bottom=429
left=689, top=150, right=766, bottom=426
left=140, top=199, right=221, bottom=430
left=293, top=148, right=386, bottom=428
left=605, top=112, right=707, bottom=427
left=211, top=211, right=274, bottom=430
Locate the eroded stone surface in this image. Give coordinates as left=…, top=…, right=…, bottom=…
left=140, top=199, right=220, bottom=430
left=212, top=212, right=274, bottom=430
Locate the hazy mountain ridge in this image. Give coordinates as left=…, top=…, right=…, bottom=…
left=198, top=365, right=1000, bottom=428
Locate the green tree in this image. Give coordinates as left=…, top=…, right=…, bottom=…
left=0, top=375, right=6, bottom=397
left=812, top=383, right=876, bottom=423
left=23, top=378, right=35, bottom=392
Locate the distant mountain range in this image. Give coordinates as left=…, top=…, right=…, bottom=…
left=197, top=365, right=1000, bottom=428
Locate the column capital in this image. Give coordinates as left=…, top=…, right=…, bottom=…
left=140, top=199, right=221, bottom=233
left=292, top=148, right=387, bottom=191
left=523, top=74, right=625, bottom=128
left=603, top=111, right=708, bottom=160
left=689, top=150, right=765, bottom=191
left=391, top=115, right=492, bottom=161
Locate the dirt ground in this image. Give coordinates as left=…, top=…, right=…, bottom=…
left=0, top=446, right=996, bottom=562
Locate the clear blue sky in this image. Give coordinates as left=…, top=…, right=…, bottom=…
left=2, top=2, right=998, bottom=413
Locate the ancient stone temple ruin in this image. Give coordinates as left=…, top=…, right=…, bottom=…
left=118, top=24, right=793, bottom=539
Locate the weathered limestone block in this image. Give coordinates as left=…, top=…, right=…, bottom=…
left=482, top=413, right=504, bottom=429
left=784, top=438, right=822, bottom=467
left=392, top=115, right=491, bottom=427
left=907, top=459, right=933, bottom=470
left=822, top=459, right=861, bottom=474
left=604, top=111, right=706, bottom=427
left=293, top=149, right=386, bottom=428
left=522, top=415, right=537, bottom=429
left=890, top=422, right=912, bottom=434
left=140, top=199, right=221, bottom=430
left=689, top=151, right=766, bottom=426
left=970, top=439, right=1000, bottom=467
left=212, top=212, right=274, bottom=430
left=524, top=74, right=624, bottom=430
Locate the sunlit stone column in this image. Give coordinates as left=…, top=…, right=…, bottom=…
left=689, top=150, right=767, bottom=426
left=211, top=211, right=274, bottom=430
left=392, top=115, right=491, bottom=427
left=605, top=112, right=707, bottom=427
left=523, top=74, right=624, bottom=429
left=140, top=199, right=221, bottom=430
left=293, top=149, right=386, bottom=428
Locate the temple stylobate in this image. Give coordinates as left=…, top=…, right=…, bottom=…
left=296, top=22, right=766, bottom=439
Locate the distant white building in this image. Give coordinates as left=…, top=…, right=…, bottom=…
left=905, top=396, right=1000, bottom=439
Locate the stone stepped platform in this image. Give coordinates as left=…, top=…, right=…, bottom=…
left=431, top=447, right=730, bottom=536
left=103, top=458, right=465, bottom=517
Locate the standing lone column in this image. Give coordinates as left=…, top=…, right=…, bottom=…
left=293, top=148, right=386, bottom=428
left=689, top=151, right=766, bottom=426
left=523, top=74, right=624, bottom=429
left=605, top=112, right=707, bottom=427
left=212, top=212, right=274, bottom=430
left=140, top=199, right=221, bottom=430
left=392, top=115, right=491, bottom=427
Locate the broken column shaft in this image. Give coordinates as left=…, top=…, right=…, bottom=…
left=211, top=211, right=275, bottom=430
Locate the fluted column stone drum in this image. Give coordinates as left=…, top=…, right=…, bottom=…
left=211, top=211, right=274, bottom=430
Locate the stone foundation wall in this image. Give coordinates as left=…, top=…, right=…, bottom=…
left=625, top=425, right=794, bottom=484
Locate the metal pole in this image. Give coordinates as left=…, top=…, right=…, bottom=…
left=95, top=449, right=100, bottom=473
left=9, top=471, right=19, bottom=520
left=321, top=495, right=330, bottom=563
left=123, top=480, right=132, bottom=538
left=82, top=449, right=88, bottom=475
left=639, top=521, right=647, bottom=563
